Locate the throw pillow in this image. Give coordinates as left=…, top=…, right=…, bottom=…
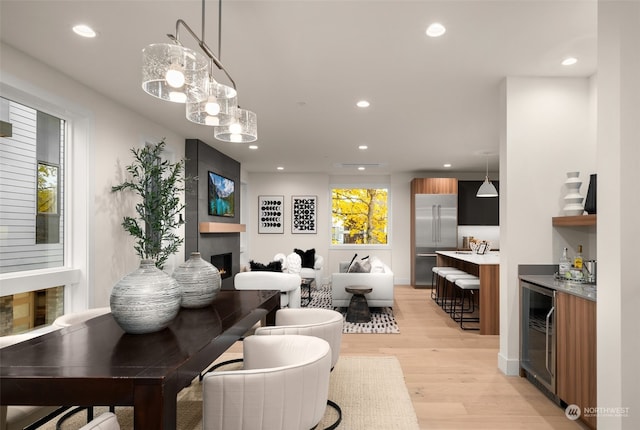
left=294, top=248, right=316, bottom=269
left=347, top=260, right=371, bottom=273
left=286, top=252, right=302, bottom=274
left=369, top=256, right=386, bottom=273
left=249, top=260, right=283, bottom=272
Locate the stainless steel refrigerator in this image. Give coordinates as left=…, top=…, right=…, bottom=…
left=414, top=194, right=458, bottom=286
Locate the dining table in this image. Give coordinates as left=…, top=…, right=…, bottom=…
left=0, top=289, right=280, bottom=430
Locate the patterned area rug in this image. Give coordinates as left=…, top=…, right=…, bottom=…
left=307, top=283, right=400, bottom=334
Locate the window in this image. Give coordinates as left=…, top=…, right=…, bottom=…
left=331, top=188, right=388, bottom=245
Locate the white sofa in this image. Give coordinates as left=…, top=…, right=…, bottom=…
left=331, top=258, right=394, bottom=308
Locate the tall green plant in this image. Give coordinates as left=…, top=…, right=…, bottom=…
left=112, top=140, right=186, bottom=269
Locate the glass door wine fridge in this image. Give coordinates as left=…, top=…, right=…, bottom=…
left=520, top=281, right=557, bottom=398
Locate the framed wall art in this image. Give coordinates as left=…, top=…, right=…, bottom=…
left=292, top=195, right=317, bottom=234
left=258, top=195, right=284, bottom=234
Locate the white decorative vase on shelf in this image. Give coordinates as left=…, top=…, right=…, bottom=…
left=172, top=252, right=221, bottom=308
left=563, top=171, right=585, bottom=216
left=110, top=259, right=182, bottom=334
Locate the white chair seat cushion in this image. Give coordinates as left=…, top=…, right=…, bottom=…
left=78, top=412, right=120, bottom=430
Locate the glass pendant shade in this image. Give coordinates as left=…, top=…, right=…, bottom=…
left=186, top=80, right=238, bottom=126
left=142, top=43, right=209, bottom=103
left=477, top=177, right=499, bottom=197
left=214, top=108, right=258, bottom=143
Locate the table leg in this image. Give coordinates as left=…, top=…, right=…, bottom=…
left=133, top=384, right=176, bottom=430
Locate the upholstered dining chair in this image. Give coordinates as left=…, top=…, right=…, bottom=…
left=255, top=308, right=344, bottom=429
left=202, top=334, right=332, bottom=430
left=77, top=412, right=120, bottom=430
left=51, top=307, right=114, bottom=428
left=51, top=307, right=111, bottom=328
left=0, top=333, right=66, bottom=430
left=234, top=271, right=302, bottom=308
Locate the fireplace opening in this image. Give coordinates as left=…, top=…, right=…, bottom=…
left=211, top=253, right=232, bottom=279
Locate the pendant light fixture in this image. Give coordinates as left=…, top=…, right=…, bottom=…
left=214, top=108, right=258, bottom=143
left=477, top=153, right=499, bottom=197
left=140, top=0, right=257, bottom=141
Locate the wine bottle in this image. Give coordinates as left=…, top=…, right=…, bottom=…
left=559, top=247, right=571, bottom=276
left=573, top=245, right=583, bottom=270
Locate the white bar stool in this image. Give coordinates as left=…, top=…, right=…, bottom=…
left=453, top=278, right=481, bottom=330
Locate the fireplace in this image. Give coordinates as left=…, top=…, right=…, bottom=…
left=211, top=253, right=232, bottom=279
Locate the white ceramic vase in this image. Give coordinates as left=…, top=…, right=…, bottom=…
left=563, top=171, right=584, bottom=216
left=110, top=259, right=182, bottom=334
left=172, top=252, right=221, bottom=308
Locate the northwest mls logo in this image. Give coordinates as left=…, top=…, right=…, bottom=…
left=565, top=404, right=581, bottom=421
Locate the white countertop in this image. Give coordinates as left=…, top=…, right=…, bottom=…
left=436, top=250, right=500, bottom=265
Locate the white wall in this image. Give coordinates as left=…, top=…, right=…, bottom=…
left=0, top=44, right=187, bottom=311
left=597, top=2, right=640, bottom=428
left=499, top=77, right=596, bottom=375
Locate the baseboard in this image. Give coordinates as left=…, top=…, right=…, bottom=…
left=497, top=352, right=520, bottom=376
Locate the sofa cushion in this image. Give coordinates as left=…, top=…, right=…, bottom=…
left=294, top=248, right=316, bottom=269
left=249, top=260, right=283, bottom=272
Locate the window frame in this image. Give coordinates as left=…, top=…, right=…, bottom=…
left=328, top=182, right=392, bottom=251
left=0, top=79, right=92, bottom=313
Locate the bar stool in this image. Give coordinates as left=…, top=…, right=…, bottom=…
left=431, top=267, right=455, bottom=299
left=433, top=268, right=466, bottom=307
left=443, top=272, right=478, bottom=315
left=453, top=278, right=481, bottom=330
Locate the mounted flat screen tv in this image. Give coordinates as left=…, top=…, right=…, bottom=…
left=208, top=171, right=235, bottom=217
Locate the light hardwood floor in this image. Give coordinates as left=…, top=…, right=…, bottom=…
left=339, top=285, right=586, bottom=430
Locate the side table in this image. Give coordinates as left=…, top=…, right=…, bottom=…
left=301, top=278, right=314, bottom=307
left=345, top=285, right=373, bottom=323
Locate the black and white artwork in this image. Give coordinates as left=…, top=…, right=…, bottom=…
left=292, top=195, right=317, bottom=234
left=258, top=195, right=284, bottom=234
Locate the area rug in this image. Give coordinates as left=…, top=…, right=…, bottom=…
left=45, top=355, right=419, bottom=430
left=308, top=283, right=400, bottom=334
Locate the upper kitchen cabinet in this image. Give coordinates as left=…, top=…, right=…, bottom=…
left=457, top=180, right=500, bottom=226
left=411, top=178, right=458, bottom=195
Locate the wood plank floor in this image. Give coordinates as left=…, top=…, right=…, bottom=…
left=339, top=285, right=586, bottom=430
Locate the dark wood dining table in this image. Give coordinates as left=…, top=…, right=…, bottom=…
left=0, top=289, right=280, bottom=430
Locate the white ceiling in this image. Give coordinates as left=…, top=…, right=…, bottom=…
left=0, top=0, right=597, bottom=175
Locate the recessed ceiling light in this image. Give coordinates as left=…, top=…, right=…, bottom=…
left=72, top=24, right=97, bottom=38
left=562, top=57, right=578, bottom=66
left=248, top=145, right=258, bottom=150
left=443, top=163, right=452, bottom=168
left=277, top=166, right=284, bottom=171
left=358, top=166, right=366, bottom=171
left=426, top=23, right=446, bottom=38
left=356, top=100, right=370, bottom=108
left=358, top=145, right=368, bottom=150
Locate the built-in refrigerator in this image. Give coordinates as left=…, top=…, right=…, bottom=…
left=414, top=194, right=458, bottom=286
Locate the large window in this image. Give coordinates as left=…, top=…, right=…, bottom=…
left=331, top=188, right=388, bottom=245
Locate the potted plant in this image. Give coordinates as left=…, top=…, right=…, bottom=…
left=111, top=139, right=186, bottom=269
left=109, top=139, right=185, bottom=334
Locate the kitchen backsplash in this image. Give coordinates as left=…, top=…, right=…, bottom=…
left=458, top=225, right=500, bottom=250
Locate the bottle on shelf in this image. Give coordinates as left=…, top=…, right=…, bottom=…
left=559, top=247, right=571, bottom=276
left=573, top=245, right=583, bottom=269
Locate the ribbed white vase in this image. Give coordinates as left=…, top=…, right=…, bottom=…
left=172, top=252, right=221, bottom=308
left=563, top=171, right=584, bottom=216
left=110, top=259, right=182, bottom=334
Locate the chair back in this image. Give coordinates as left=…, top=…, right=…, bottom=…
left=255, top=308, right=343, bottom=368
left=234, top=271, right=302, bottom=308
left=202, top=335, right=331, bottom=430
left=52, top=307, right=111, bottom=328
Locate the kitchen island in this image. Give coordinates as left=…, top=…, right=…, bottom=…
left=436, top=250, right=500, bottom=335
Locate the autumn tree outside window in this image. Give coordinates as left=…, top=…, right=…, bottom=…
left=331, top=188, right=388, bottom=245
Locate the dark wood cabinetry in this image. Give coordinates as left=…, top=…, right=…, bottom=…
left=557, top=292, right=597, bottom=429
left=457, top=180, right=499, bottom=225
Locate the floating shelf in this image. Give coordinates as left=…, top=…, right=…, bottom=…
left=552, top=214, right=597, bottom=227
left=199, top=222, right=246, bottom=233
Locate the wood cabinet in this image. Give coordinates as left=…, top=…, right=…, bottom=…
left=556, top=292, right=597, bottom=429
left=411, top=178, right=458, bottom=194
